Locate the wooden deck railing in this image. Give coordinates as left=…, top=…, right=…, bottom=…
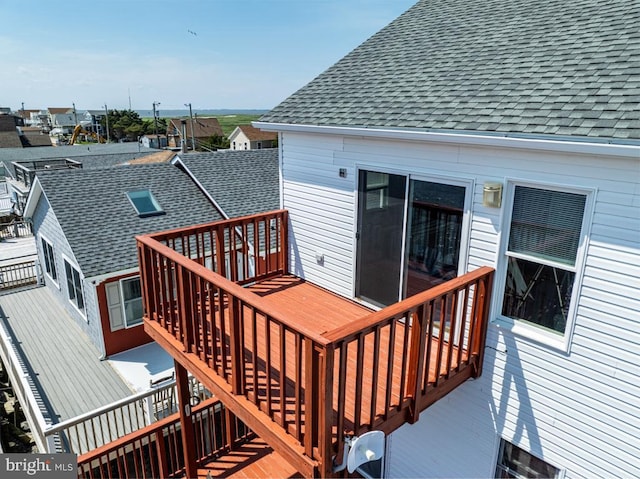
left=76, top=398, right=250, bottom=479
left=0, top=220, right=33, bottom=240
left=45, top=375, right=209, bottom=455
left=0, top=260, right=38, bottom=291
left=137, top=209, right=494, bottom=477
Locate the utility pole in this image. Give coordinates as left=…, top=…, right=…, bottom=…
left=104, top=104, right=110, bottom=143
left=153, top=101, right=161, bottom=136
left=72, top=102, right=78, bottom=125
left=185, top=103, right=196, bottom=151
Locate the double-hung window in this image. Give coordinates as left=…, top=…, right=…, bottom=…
left=64, top=259, right=85, bottom=313
left=121, top=277, right=143, bottom=327
left=500, top=184, right=589, bottom=343
left=41, top=237, right=57, bottom=282
left=106, top=276, right=143, bottom=330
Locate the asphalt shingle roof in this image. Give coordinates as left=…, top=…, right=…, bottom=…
left=37, top=164, right=223, bottom=278
left=261, top=0, right=640, bottom=141
left=177, top=149, right=280, bottom=218
left=1, top=144, right=161, bottom=178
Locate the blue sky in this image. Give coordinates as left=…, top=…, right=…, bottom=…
left=0, top=0, right=416, bottom=111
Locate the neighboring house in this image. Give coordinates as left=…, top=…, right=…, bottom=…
left=140, top=134, right=167, bottom=149
left=83, top=110, right=106, bottom=136
left=16, top=109, right=41, bottom=127
left=22, top=149, right=280, bottom=359
left=18, top=126, right=52, bottom=147
left=0, top=114, right=23, bottom=149
left=166, top=117, right=223, bottom=149
left=87, top=1, right=639, bottom=478
left=0, top=143, right=162, bottom=216
left=228, top=124, right=277, bottom=150
left=23, top=164, right=224, bottom=357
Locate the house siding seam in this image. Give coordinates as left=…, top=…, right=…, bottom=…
left=280, top=130, right=640, bottom=478
left=32, top=195, right=106, bottom=357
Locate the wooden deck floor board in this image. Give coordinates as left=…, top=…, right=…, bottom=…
left=198, top=437, right=301, bottom=478
left=0, top=286, right=134, bottom=422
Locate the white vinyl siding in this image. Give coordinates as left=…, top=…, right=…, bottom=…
left=280, top=130, right=640, bottom=479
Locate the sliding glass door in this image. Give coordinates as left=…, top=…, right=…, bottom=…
left=355, top=171, right=407, bottom=307
left=356, top=170, right=466, bottom=306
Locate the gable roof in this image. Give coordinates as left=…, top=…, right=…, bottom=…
left=260, top=0, right=640, bottom=142
left=168, top=117, right=223, bottom=139
left=48, top=107, right=73, bottom=115
left=31, top=164, right=223, bottom=278
left=231, top=125, right=277, bottom=142
left=175, top=149, right=280, bottom=219
left=126, top=150, right=176, bottom=165
left=0, top=131, right=22, bottom=149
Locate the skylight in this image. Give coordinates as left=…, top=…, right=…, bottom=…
left=126, top=190, right=164, bottom=217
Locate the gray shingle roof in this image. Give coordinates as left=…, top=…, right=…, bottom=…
left=261, top=0, right=640, bottom=141
left=37, top=164, right=223, bottom=278
left=177, top=149, right=280, bottom=218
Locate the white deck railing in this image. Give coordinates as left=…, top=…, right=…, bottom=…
left=43, top=375, right=209, bottom=455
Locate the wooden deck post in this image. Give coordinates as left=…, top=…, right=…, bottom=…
left=175, top=360, right=198, bottom=479
left=472, top=270, right=494, bottom=377
left=280, top=209, right=289, bottom=274
left=406, top=306, right=428, bottom=424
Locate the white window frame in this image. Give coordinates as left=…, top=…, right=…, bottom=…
left=492, top=179, right=595, bottom=352
left=63, top=255, right=87, bottom=319
left=39, top=234, right=59, bottom=288
left=120, top=276, right=143, bottom=328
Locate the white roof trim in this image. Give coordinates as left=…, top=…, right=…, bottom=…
left=253, top=122, right=640, bottom=159
left=23, top=176, right=43, bottom=219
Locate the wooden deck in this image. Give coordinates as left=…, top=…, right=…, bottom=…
left=138, top=209, right=494, bottom=477
left=198, top=437, right=301, bottom=479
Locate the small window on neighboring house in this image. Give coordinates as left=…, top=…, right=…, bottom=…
left=106, top=276, right=143, bottom=330
left=495, top=439, right=560, bottom=478
left=121, top=277, right=143, bottom=327
left=126, top=189, right=164, bottom=217
left=501, top=184, right=588, bottom=337
left=257, top=142, right=262, bottom=149
left=232, top=141, right=236, bottom=150
left=64, top=259, right=85, bottom=313
left=41, top=237, right=57, bottom=282
left=244, top=142, right=247, bottom=150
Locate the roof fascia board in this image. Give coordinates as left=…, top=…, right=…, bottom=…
left=86, top=266, right=140, bottom=285
left=23, top=176, right=43, bottom=219
left=253, top=122, right=640, bottom=159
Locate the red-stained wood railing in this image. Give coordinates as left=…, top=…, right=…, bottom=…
left=137, top=209, right=494, bottom=478
left=323, top=266, right=494, bottom=469
left=137, top=211, right=330, bottom=462
left=76, top=398, right=251, bottom=479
